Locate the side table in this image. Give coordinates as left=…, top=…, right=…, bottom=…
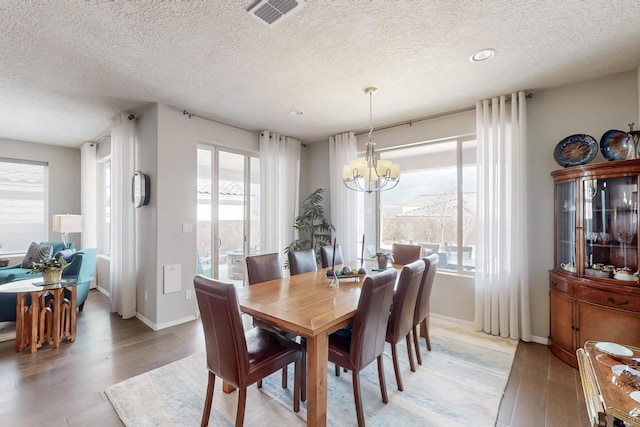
left=0, top=277, right=77, bottom=353
left=577, top=341, right=640, bottom=427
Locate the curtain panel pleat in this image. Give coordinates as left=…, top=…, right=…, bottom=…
left=259, top=132, right=301, bottom=254
left=109, top=114, right=137, bottom=319
left=328, top=132, right=358, bottom=261
left=474, top=92, right=531, bottom=341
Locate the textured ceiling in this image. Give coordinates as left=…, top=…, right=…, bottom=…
left=2, top=1, right=640, bottom=148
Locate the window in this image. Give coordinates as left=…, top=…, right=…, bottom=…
left=0, top=158, right=48, bottom=255
left=378, top=137, right=476, bottom=273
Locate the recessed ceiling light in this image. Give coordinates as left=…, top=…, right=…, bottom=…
left=289, top=110, right=303, bottom=116
left=469, top=48, right=496, bottom=62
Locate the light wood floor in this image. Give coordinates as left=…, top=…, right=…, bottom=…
left=0, top=290, right=590, bottom=426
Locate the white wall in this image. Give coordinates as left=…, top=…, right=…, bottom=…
left=146, top=104, right=258, bottom=328
left=133, top=104, right=159, bottom=323
left=0, top=138, right=81, bottom=247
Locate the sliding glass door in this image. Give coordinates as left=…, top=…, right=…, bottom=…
left=197, top=146, right=260, bottom=287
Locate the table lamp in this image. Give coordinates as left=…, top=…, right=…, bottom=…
left=52, top=214, right=83, bottom=249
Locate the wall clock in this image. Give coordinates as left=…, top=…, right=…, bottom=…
left=132, top=171, right=150, bottom=207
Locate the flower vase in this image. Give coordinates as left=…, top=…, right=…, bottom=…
left=42, top=268, right=63, bottom=284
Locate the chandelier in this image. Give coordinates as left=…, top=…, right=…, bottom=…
left=342, top=87, right=400, bottom=193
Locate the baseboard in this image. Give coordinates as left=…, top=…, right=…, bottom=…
left=431, top=312, right=474, bottom=327
left=530, top=335, right=549, bottom=345
left=95, top=286, right=110, bottom=297
left=135, top=312, right=197, bottom=331
left=431, top=313, right=549, bottom=345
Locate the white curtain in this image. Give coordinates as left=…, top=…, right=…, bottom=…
left=474, top=92, right=531, bottom=341
left=328, top=132, right=358, bottom=261
left=80, top=142, right=97, bottom=250
left=110, top=114, right=137, bottom=319
left=260, top=132, right=301, bottom=254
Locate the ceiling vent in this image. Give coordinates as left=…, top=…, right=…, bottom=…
left=248, top=0, right=303, bottom=26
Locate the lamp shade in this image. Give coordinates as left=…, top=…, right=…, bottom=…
left=52, top=214, right=83, bottom=233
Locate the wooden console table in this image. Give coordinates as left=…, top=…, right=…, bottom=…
left=577, top=341, right=640, bottom=427
left=0, top=277, right=77, bottom=353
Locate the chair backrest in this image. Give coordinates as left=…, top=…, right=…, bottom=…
left=288, top=248, right=317, bottom=276
left=414, top=254, right=439, bottom=325
left=351, top=268, right=397, bottom=369
left=194, top=276, right=249, bottom=387
left=387, top=259, right=425, bottom=341
left=246, top=253, right=282, bottom=285
left=392, top=243, right=422, bottom=265
left=320, top=244, right=344, bottom=268
left=63, top=248, right=96, bottom=283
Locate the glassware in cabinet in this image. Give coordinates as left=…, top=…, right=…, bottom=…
left=556, top=181, right=576, bottom=273
left=583, top=176, right=638, bottom=280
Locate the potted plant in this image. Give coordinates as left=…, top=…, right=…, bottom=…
left=285, top=188, right=335, bottom=266
left=30, top=256, right=68, bottom=284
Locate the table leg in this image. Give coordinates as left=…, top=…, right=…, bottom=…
left=222, top=381, right=236, bottom=394
left=420, top=319, right=427, bottom=338
left=29, top=291, right=40, bottom=353
left=69, top=286, right=76, bottom=341
left=51, top=289, right=62, bottom=348
left=306, top=332, right=328, bottom=427
left=15, top=294, right=26, bottom=352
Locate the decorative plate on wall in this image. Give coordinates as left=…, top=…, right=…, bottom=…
left=553, top=134, right=598, bottom=167
left=600, top=129, right=630, bottom=161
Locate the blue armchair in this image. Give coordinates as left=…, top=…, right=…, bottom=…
left=61, top=248, right=96, bottom=311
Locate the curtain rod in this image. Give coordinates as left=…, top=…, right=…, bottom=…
left=355, top=93, right=533, bottom=136
left=182, top=109, right=254, bottom=133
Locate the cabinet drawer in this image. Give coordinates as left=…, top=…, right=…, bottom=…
left=549, top=277, right=571, bottom=294
left=574, top=285, right=640, bottom=313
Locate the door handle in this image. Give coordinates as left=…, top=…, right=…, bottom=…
left=217, top=238, right=222, bottom=249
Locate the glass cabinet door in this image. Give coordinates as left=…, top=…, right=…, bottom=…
left=583, top=176, right=638, bottom=281
left=556, top=181, right=576, bottom=272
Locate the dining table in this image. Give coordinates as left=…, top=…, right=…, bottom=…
left=233, top=261, right=401, bottom=427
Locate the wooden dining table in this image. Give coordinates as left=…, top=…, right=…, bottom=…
left=234, top=262, right=400, bottom=427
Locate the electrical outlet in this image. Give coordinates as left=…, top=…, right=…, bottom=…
left=144, top=290, right=148, bottom=301
left=186, top=290, right=192, bottom=300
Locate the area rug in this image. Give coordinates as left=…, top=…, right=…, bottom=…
left=105, top=317, right=517, bottom=427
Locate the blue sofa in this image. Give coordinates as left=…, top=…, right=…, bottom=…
left=0, top=241, right=73, bottom=284
left=0, top=243, right=98, bottom=322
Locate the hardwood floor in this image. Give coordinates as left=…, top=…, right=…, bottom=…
left=497, top=342, right=591, bottom=427
left=0, top=290, right=590, bottom=426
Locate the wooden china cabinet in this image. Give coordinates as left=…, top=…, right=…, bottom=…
left=550, top=159, right=640, bottom=368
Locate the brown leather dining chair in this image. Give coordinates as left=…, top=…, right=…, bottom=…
left=320, top=244, right=344, bottom=268
left=245, top=253, right=295, bottom=392
left=391, top=243, right=422, bottom=265
left=287, top=248, right=317, bottom=275
left=385, top=259, right=425, bottom=391
left=329, top=268, right=397, bottom=427
left=246, top=253, right=283, bottom=285
left=194, top=275, right=302, bottom=427
left=412, top=254, right=439, bottom=365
